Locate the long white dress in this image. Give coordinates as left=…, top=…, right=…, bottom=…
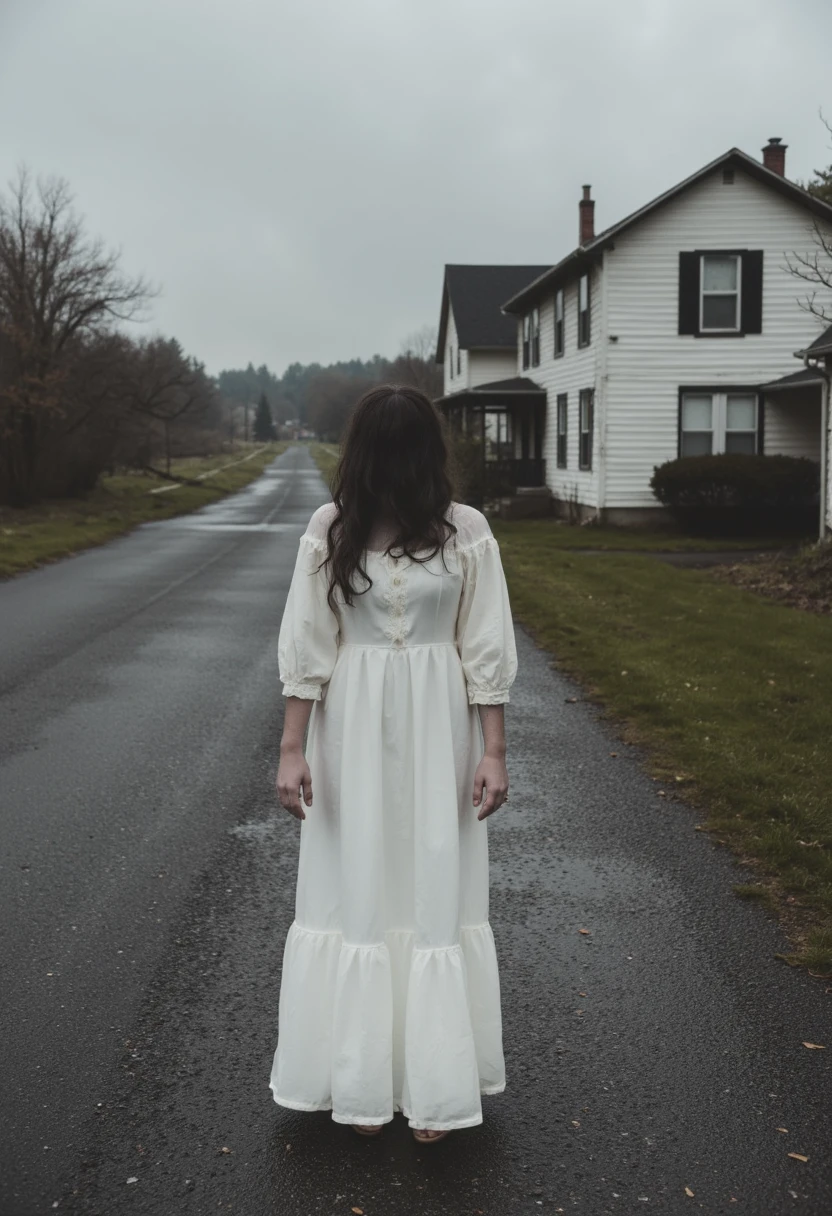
left=269, top=499, right=518, bottom=1131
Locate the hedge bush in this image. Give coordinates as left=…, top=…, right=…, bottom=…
left=650, top=453, right=820, bottom=535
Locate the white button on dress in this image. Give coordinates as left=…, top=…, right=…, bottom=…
left=270, top=500, right=518, bottom=1131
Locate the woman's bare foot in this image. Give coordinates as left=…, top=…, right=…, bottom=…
left=412, top=1127, right=449, bottom=1143
left=352, top=1123, right=383, bottom=1137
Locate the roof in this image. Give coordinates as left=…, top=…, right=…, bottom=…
left=435, top=376, right=546, bottom=407
left=797, top=321, right=832, bottom=358
left=435, top=265, right=550, bottom=361
left=761, top=368, right=826, bottom=391
left=502, top=147, right=832, bottom=314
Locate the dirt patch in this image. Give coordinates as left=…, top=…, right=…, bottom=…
left=710, top=538, right=832, bottom=615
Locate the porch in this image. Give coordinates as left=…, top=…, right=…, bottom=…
left=435, top=376, right=548, bottom=508
left=762, top=365, right=830, bottom=539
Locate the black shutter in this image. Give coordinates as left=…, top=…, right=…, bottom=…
left=741, top=251, right=764, bottom=334
left=678, top=252, right=700, bottom=335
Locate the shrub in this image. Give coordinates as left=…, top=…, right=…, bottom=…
left=650, top=453, right=820, bottom=536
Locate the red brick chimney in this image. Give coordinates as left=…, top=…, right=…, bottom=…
left=762, top=137, right=787, bottom=177
left=579, top=185, right=595, bottom=245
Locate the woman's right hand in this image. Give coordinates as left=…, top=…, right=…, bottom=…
left=277, top=745, right=313, bottom=820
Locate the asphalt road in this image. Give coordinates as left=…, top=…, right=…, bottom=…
left=1, top=444, right=830, bottom=1216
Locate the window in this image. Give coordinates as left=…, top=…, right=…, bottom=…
left=678, top=250, right=763, bottom=337
left=700, top=255, right=741, bottom=332
left=456, top=345, right=461, bottom=375
left=554, top=289, right=564, bottom=358
left=579, top=388, right=594, bottom=469
left=680, top=391, right=760, bottom=457
left=578, top=274, right=591, bottom=347
left=448, top=345, right=453, bottom=380
left=485, top=411, right=512, bottom=461
left=522, top=309, right=540, bottom=368
left=556, top=394, right=568, bottom=468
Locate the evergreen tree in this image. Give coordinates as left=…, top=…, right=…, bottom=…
left=805, top=163, right=832, bottom=204
left=253, top=392, right=277, bottom=441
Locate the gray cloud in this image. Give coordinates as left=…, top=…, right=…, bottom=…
left=1, top=0, right=830, bottom=374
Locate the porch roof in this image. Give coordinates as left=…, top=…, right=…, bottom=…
left=761, top=367, right=826, bottom=392
left=796, top=322, right=832, bottom=359
left=435, top=376, right=546, bottom=409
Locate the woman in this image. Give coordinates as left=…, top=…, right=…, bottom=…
left=270, top=384, right=518, bottom=1143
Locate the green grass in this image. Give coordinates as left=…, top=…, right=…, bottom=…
left=492, top=518, right=832, bottom=973
left=491, top=517, right=804, bottom=552
left=0, top=443, right=287, bottom=578
left=309, top=442, right=339, bottom=490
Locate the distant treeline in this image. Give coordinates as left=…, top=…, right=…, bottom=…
left=217, top=325, right=443, bottom=442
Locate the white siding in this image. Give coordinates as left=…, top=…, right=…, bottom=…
left=468, top=349, right=516, bottom=387
left=764, top=394, right=822, bottom=460
left=518, top=273, right=600, bottom=507
left=443, top=305, right=468, bottom=394
left=443, top=303, right=516, bottom=395
left=602, top=168, right=832, bottom=509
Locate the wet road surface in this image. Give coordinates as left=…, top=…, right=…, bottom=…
left=1, top=445, right=830, bottom=1215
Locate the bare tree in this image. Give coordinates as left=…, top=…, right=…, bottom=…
left=387, top=324, right=443, bottom=398
left=0, top=166, right=152, bottom=502
left=119, top=337, right=218, bottom=473
left=786, top=113, right=832, bottom=324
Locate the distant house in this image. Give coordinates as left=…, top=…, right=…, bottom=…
left=435, top=264, right=550, bottom=492
left=435, top=139, right=832, bottom=536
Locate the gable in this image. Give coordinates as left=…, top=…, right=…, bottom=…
left=503, top=147, right=832, bottom=315
left=435, top=264, right=549, bottom=361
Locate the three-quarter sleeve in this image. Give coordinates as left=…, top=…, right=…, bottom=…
left=278, top=507, right=341, bottom=700
left=455, top=518, right=518, bottom=706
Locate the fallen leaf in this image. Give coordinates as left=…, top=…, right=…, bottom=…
left=610, top=752, right=618, bottom=757
left=126, top=1177, right=138, bottom=1185
left=219, top=1146, right=232, bottom=1154
left=802, top=1042, right=826, bottom=1050
left=776, top=1127, right=789, bottom=1133
left=352, top=1209, right=364, bottom=1214
left=787, top=1152, right=809, bottom=1162
left=685, top=1186, right=694, bottom=1197
left=578, top=928, right=591, bottom=935
left=658, top=790, right=667, bottom=797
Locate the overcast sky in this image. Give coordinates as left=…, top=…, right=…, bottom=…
left=1, top=0, right=830, bottom=376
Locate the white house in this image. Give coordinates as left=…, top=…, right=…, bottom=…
left=436, top=139, right=832, bottom=536
left=435, top=264, right=550, bottom=491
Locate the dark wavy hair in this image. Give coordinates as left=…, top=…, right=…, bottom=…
left=319, top=384, right=458, bottom=612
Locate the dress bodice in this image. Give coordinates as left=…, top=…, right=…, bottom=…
left=337, top=548, right=463, bottom=649
left=278, top=500, right=518, bottom=706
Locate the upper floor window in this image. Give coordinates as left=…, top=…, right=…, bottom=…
left=522, top=309, right=540, bottom=368
left=700, top=255, right=740, bottom=332
left=530, top=307, right=540, bottom=366
left=680, top=391, right=760, bottom=457
left=678, top=250, right=763, bottom=337
left=448, top=345, right=454, bottom=379
left=556, top=393, right=568, bottom=468
left=579, top=387, right=594, bottom=469
left=456, top=345, right=461, bottom=375
left=578, top=274, right=591, bottom=348
left=554, top=289, right=564, bottom=358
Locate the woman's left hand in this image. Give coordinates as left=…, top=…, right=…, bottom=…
left=473, top=753, right=509, bottom=820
